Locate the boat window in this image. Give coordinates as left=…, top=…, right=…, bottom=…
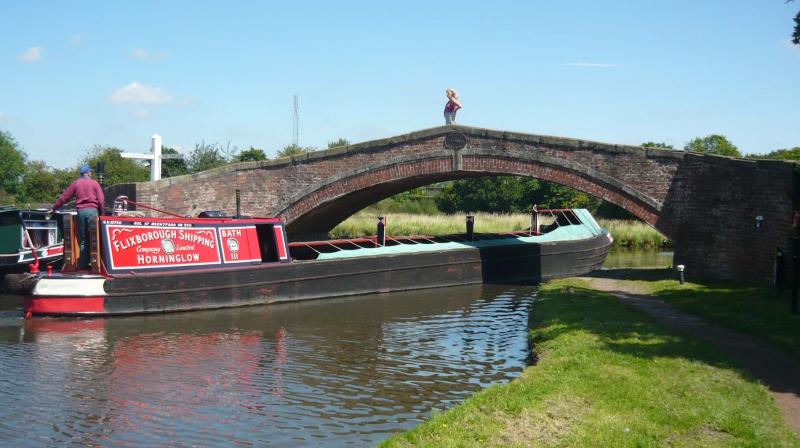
left=0, top=215, right=17, bottom=226
left=537, top=210, right=583, bottom=234
left=288, top=244, right=320, bottom=260
left=563, top=210, right=582, bottom=225
left=21, top=220, right=58, bottom=248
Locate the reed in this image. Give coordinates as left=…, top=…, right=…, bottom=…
left=330, top=212, right=670, bottom=248
left=601, top=218, right=670, bottom=248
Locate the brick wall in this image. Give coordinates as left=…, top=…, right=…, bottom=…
left=658, top=155, right=796, bottom=283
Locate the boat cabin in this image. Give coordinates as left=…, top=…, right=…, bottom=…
left=64, top=213, right=291, bottom=275
left=0, top=206, right=65, bottom=270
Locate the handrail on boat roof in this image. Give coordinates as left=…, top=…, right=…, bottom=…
left=288, top=208, right=585, bottom=256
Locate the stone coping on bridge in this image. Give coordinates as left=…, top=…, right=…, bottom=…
left=126, top=124, right=796, bottom=188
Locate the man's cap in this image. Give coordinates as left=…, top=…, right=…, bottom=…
left=80, top=164, right=92, bottom=174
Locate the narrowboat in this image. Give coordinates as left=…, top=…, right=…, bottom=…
left=0, top=206, right=67, bottom=277
left=3, top=203, right=612, bottom=317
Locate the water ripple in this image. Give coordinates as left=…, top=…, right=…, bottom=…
left=0, top=283, right=535, bottom=447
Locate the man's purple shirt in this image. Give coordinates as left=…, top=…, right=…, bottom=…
left=53, top=176, right=105, bottom=212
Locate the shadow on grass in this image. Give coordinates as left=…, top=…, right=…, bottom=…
left=532, top=283, right=761, bottom=380
left=584, top=267, right=676, bottom=282
left=581, top=268, right=800, bottom=360
left=535, top=279, right=800, bottom=401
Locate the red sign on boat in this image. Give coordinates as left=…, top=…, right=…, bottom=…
left=104, top=222, right=222, bottom=272
left=219, top=226, right=262, bottom=264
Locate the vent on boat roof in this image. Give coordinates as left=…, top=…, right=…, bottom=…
left=198, top=210, right=228, bottom=218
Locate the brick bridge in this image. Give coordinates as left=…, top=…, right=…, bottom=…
left=108, top=125, right=798, bottom=284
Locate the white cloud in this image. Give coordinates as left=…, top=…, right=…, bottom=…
left=18, top=46, right=42, bottom=63
left=69, top=34, right=83, bottom=45
left=563, top=62, right=624, bottom=68
left=109, top=82, right=173, bottom=104
left=131, top=48, right=167, bottom=61
left=133, top=110, right=150, bottom=118
left=0, top=112, right=12, bottom=122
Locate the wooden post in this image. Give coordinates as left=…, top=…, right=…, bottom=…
left=792, top=237, right=798, bottom=314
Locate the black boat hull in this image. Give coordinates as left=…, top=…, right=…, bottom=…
left=21, top=232, right=611, bottom=316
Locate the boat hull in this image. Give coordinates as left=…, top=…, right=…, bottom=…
left=20, top=232, right=611, bottom=316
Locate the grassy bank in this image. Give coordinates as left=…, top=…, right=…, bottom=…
left=381, top=279, right=797, bottom=447
left=330, top=212, right=669, bottom=249
left=634, top=275, right=800, bottom=361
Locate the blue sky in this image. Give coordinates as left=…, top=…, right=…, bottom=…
left=1, top=1, right=798, bottom=168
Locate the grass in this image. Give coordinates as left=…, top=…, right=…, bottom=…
left=381, top=278, right=798, bottom=447
left=602, top=218, right=668, bottom=249
left=628, top=274, right=800, bottom=361
left=330, top=212, right=532, bottom=239
left=330, top=212, right=670, bottom=249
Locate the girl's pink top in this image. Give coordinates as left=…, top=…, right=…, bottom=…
left=444, top=99, right=461, bottom=113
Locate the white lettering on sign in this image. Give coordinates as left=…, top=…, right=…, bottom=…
left=220, top=228, right=243, bottom=238
left=178, top=230, right=216, bottom=249
left=136, top=253, right=201, bottom=264
left=113, top=229, right=178, bottom=252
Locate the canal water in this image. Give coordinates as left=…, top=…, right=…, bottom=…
left=603, top=247, right=673, bottom=269
left=0, top=284, right=535, bottom=447
left=0, top=249, right=670, bottom=446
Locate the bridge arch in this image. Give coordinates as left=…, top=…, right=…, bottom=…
left=282, top=148, right=664, bottom=237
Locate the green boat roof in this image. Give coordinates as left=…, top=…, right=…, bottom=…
left=314, top=209, right=608, bottom=260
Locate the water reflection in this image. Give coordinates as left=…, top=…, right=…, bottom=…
left=603, top=248, right=673, bottom=269
left=0, top=284, right=535, bottom=447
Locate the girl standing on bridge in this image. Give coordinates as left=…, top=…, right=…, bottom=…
left=444, top=88, right=462, bottom=124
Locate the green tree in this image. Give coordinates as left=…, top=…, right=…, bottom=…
left=535, top=182, right=601, bottom=210
left=748, top=146, right=800, bottom=161
left=0, top=130, right=27, bottom=202
left=20, top=160, right=61, bottom=204
left=277, top=144, right=316, bottom=158
left=436, top=175, right=605, bottom=215
left=791, top=0, right=800, bottom=45
left=437, top=176, right=536, bottom=213
left=187, top=142, right=231, bottom=173
left=53, top=167, right=79, bottom=194
left=369, top=188, right=440, bottom=214
left=236, top=147, right=268, bottom=162
left=794, top=10, right=800, bottom=45
left=161, top=147, right=189, bottom=178
left=82, top=145, right=150, bottom=185
left=641, top=142, right=675, bottom=149
left=684, top=135, right=741, bottom=157
left=327, top=138, right=350, bottom=149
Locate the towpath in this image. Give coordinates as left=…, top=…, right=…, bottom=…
left=575, top=274, right=800, bottom=436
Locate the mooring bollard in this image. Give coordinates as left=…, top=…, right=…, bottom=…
left=677, top=264, right=685, bottom=284
left=376, top=216, right=386, bottom=247
left=466, top=215, right=474, bottom=241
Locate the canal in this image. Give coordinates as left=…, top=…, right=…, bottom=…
left=0, top=249, right=671, bottom=446
left=0, top=284, right=535, bottom=447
